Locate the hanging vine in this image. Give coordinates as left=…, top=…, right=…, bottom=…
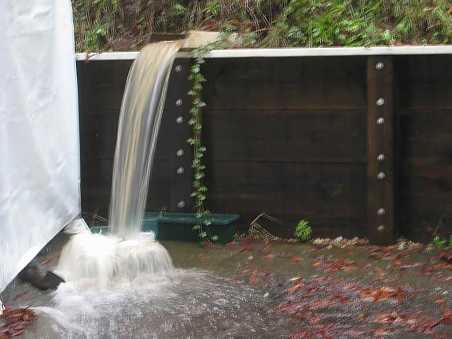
left=187, top=33, right=231, bottom=242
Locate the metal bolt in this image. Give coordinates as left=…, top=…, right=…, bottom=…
left=176, top=99, right=183, bottom=106
left=177, top=167, right=184, bottom=175
left=377, top=117, right=385, bottom=125
left=177, top=201, right=186, bottom=209
left=376, top=98, right=385, bottom=106
left=176, top=149, right=184, bottom=157
left=176, top=116, right=184, bottom=124
left=377, top=208, right=386, bottom=216
left=377, top=154, right=385, bottom=162
left=377, top=225, right=385, bottom=232
left=377, top=172, right=386, bottom=180
left=175, top=65, right=182, bottom=72
left=376, top=62, right=385, bottom=70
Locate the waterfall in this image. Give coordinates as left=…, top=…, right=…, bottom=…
left=56, top=42, right=181, bottom=287
left=109, top=41, right=181, bottom=238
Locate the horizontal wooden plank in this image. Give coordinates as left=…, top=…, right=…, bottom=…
left=206, top=161, right=366, bottom=220
left=204, top=109, right=366, bottom=163
left=203, top=57, right=367, bottom=110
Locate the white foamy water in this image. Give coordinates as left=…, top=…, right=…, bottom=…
left=56, top=231, right=173, bottom=289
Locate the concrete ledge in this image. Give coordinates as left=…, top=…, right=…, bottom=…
left=76, top=45, right=452, bottom=61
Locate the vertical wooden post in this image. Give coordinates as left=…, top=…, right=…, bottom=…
left=165, top=58, right=194, bottom=212
left=367, top=56, right=396, bottom=244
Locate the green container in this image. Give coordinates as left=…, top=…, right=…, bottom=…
left=91, top=213, right=239, bottom=243
left=146, top=212, right=239, bottom=244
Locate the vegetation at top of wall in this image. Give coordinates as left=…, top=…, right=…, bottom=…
left=73, top=0, right=452, bottom=51
left=263, top=0, right=452, bottom=47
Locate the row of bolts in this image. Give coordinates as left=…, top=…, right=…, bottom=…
left=174, top=64, right=186, bottom=209
left=171, top=62, right=390, bottom=227
left=375, top=61, right=386, bottom=233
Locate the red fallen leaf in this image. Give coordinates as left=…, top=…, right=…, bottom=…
left=333, top=294, right=349, bottom=304
left=263, top=253, right=275, bottom=261
left=308, top=298, right=337, bottom=310
left=289, top=330, right=313, bottom=339
left=373, top=312, right=404, bottom=325
left=432, top=262, right=452, bottom=271
left=249, top=269, right=259, bottom=285
left=439, top=309, right=452, bottom=326
left=287, top=283, right=303, bottom=294
left=360, top=286, right=406, bottom=302
left=1, top=307, right=36, bottom=338
left=291, top=256, right=302, bottom=263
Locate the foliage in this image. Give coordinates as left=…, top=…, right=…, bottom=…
left=432, top=235, right=452, bottom=250
left=262, top=0, right=452, bottom=47
left=73, top=0, right=452, bottom=51
left=72, top=0, right=284, bottom=51
left=294, top=219, right=312, bottom=242
left=188, top=33, right=231, bottom=242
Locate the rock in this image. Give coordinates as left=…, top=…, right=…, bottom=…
left=18, top=260, right=64, bottom=291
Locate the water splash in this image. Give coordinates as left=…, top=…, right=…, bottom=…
left=56, top=232, right=173, bottom=289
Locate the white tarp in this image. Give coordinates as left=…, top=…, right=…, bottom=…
left=0, top=0, right=80, bottom=292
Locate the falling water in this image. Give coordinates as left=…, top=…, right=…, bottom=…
left=109, top=41, right=181, bottom=239
left=56, top=42, right=181, bottom=287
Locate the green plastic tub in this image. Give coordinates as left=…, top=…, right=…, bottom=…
left=91, top=213, right=239, bottom=243
left=148, top=212, right=239, bottom=243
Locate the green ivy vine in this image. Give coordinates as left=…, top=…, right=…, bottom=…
left=187, top=33, right=231, bottom=242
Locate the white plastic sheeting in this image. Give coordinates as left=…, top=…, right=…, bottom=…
left=0, top=0, right=81, bottom=292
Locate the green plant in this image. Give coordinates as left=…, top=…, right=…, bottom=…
left=263, top=0, right=452, bottom=47
left=294, top=219, right=312, bottom=242
left=432, top=235, right=452, bottom=250
left=188, top=33, right=231, bottom=242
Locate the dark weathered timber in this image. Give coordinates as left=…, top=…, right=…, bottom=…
left=165, top=59, right=194, bottom=212
left=397, top=55, right=452, bottom=241
left=203, top=57, right=368, bottom=238
left=76, top=54, right=452, bottom=243
left=367, top=56, right=396, bottom=244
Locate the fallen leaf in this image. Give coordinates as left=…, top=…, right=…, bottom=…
left=288, top=283, right=303, bottom=294
left=291, top=256, right=302, bottom=263
left=360, top=287, right=406, bottom=303
left=263, top=253, right=275, bottom=261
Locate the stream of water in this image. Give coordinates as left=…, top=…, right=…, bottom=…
left=56, top=42, right=180, bottom=287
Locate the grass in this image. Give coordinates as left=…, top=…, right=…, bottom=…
left=72, top=0, right=452, bottom=51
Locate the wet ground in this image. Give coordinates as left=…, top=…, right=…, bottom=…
left=2, top=235, right=451, bottom=338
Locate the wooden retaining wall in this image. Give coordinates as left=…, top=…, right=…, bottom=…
left=77, top=54, right=452, bottom=243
